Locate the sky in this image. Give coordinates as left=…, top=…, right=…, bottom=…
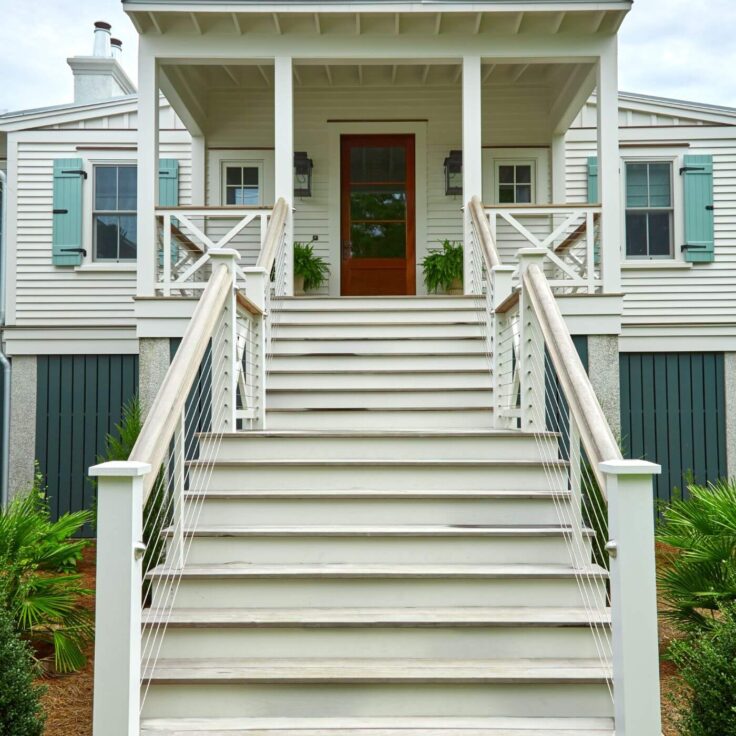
left=0, top=0, right=735, bottom=113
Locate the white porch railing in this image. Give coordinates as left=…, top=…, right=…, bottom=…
left=486, top=204, right=602, bottom=294
left=90, top=199, right=290, bottom=736
left=156, top=206, right=273, bottom=296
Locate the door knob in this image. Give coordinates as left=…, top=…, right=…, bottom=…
left=342, top=240, right=352, bottom=259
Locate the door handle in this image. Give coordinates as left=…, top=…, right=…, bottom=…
left=342, top=240, right=352, bottom=259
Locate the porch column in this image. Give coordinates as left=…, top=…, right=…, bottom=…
left=274, top=56, right=294, bottom=295
left=462, top=55, right=483, bottom=294
left=191, top=134, right=206, bottom=206
left=551, top=133, right=567, bottom=203
left=136, top=46, right=159, bottom=298
left=597, top=39, right=621, bottom=293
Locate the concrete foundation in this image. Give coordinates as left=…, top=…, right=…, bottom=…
left=139, top=337, right=171, bottom=419
left=8, top=355, right=37, bottom=499
left=725, top=352, right=736, bottom=479
left=587, top=334, right=621, bottom=443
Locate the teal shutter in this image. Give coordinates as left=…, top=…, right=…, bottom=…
left=158, top=159, right=179, bottom=206
left=52, top=159, right=85, bottom=266
left=587, top=156, right=598, bottom=204
left=682, top=154, right=714, bottom=263
left=158, top=159, right=180, bottom=264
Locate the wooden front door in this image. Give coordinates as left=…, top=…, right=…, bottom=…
left=340, top=134, right=416, bottom=295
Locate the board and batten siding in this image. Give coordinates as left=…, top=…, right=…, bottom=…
left=35, top=354, right=138, bottom=531
left=10, top=111, right=191, bottom=329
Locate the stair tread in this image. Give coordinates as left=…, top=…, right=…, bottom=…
left=142, top=657, right=612, bottom=683
left=266, top=387, right=492, bottom=394
left=187, top=459, right=565, bottom=467
left=198, top=430, right=556, bottom=438
left=162, top=524, right=593, bottom=538
left=142, top=606, right=611, bottom=628
left=185, top=489, right=570, bottom=499
left=141, top=716, right=614, bottom=735
left=148, top=562, right=608, bottom=580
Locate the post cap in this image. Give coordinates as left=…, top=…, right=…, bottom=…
left=599, top=459, right=661, bottom=476
left=208, top=248, right=241, bottom=260
left=89, top=460, right=152, bottom=477
left=491, top=265, right=517, bottom=274
left=517, top=247, right=547, bottom=259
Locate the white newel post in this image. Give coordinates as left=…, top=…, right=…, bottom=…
left=600, top=459, right=662, bottom=736
left=137, top=47, right=159, bottom=298
left=210, top=249, right=239, bottom=432
left=462, top=55, right=483, bottom=294
left=597, top=39, right=621, bottom=294
left=517, top=249, right=547, bottom=431
left=244, top=266, right=268, bottom=429
left=274, top=56, right=294, bottom=296
left=89, top=460, right=151, bottom=736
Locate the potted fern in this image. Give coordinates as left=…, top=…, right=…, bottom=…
left=422, top=240, right=463, bottom=294
left=294, top=242, right=329, bottom=295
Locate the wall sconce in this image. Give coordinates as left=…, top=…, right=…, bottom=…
left=444, top=150, right=463, bottom=196
left=294, top=151, right=313, bottom=197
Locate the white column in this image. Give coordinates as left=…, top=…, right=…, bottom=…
left=600, top=459, right=662, bottom=736
left=191, top=134, right=206, bottom=206
left=551, top=133, right=567, bottom=204
left=274, top=56, right=294, bottom=295
left=597, top=38, right=621, bottom=293
left=462, top=55, right=483, bottom=294
left=137, top=47, right=159, bottom=297
left=89, top=460, right=151, bottom=736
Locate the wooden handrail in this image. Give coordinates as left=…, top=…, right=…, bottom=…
left=522, top=263, right=621, bottom=496
left=486, top=203, right=602, bottom=211
left=129, top=263, right=233, bottom=502
left=468, top=195, right=501, bottom=270
left=256, top=198, right=289, bottom=271
left=155, top=205, right=274, bottom=212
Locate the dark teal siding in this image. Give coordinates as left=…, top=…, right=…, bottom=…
left=35, top=355, right=138, bottom=529
left=620, top=352, right=726, bottom=503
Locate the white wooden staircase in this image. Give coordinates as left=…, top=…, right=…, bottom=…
left=138, top=295, right=614, bottom=736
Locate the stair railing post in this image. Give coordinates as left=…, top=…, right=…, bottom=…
left=600, top=459, right=662, bottom=736
left=517, top=248, right=547, bottom=432
left=88, top=460, right=151, bottom=736
left=244, top=266, right=268, bottom=429
left=209, top=248, right=240, bottom=432
left=491, top=265, right=516, bottom=429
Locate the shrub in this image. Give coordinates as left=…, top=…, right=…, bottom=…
left=0, top=470, right=93, bottom=673
left=294, top=242, right=329, bottom=291
left=422, top=240, right=463, bottom=293
left=667, top=603, right=736, bottom=736
left=0, top=605, right=46, bottom=736
left=657, top=479, right=736, bottom=631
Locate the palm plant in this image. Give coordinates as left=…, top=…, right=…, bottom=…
left=657, top=479, right=736, bottom=632
left=0, top=469, right=93, bottom=673
left=422, top=240, right=463, bottom=293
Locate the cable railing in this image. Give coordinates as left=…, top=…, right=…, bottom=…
left=89, top=199, right=291, bottom=736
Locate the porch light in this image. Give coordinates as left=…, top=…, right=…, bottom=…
left=294, top=151, right=313, bottom=198
left=444, top=150, right=462, bottom=196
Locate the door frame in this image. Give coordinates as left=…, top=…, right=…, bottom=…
left=328, top=121, right=427, bottom=296
left=340, top=133, right=416, bottom=296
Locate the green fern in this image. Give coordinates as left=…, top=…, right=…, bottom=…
left=0, top=474, right=93, bottom=674
left=294, top=242, right=329, bottom=291
left=422, top=240, right=463, bottom=293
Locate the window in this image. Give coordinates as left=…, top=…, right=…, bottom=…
left=94, top=165, right=137, bottom=261
left=625, top=161, right=673, bottom=258
left=496, top=163, right=534, bottom=204
left=224, top=164, right=261, bottom=205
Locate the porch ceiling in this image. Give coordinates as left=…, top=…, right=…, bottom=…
left=126, top=5, right=629, bottom=38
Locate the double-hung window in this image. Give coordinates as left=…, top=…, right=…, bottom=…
left=224, top=164, right=261, bottom=205
left=625, top=161, right=673, bottom=258
left=496, top=163, right=534, bottom=204
left=94, top=164, right=137, bottom=261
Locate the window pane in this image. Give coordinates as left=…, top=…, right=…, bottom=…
left=117, top=167, right=137, bottom=210
left=648, top=163, right=671, bottom=207
left=95, top=167, right=117, bottom=210
left=498, top=166, right=515, bottom=184
left=226, top=167, right=242, bottom=186
left=118, top=215, right=137, bottom=259
left=626, top=163, right=649, bottom=208
left=228, top=186, right=259, bottom=205
left=242, top=167, right=259, bottom=186
left=350, top=147, right=405, bottom=183
left=95, top=215, right=119, bottom=260
left=516, top=185, right=532, bottom=203
left=498, top=185, right=515, bottom=204
left=350, top=188, right=406, bottom=221
left=648, top=212, right=671, bottom=256
left=625, top=212, right=648, bottom=257
left=516, top=166, right=532, bottom=184
left=350, top=222, right=406, bottom=258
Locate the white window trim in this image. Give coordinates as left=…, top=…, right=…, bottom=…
left=79, top=152, right=139, bottom=270
left=482, top=148, right=550, bottom=205
left=220, top=160, right=264, bottom=207
left=492, top=160, right=537, bottom=205
left=620, top=152, right=687, bottom=265
left=207, top=149, right=275, bottom=206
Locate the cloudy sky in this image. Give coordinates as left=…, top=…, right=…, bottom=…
left=0, top=0, right=734, bottom=113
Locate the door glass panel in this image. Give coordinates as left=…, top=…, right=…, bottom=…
left=350, top=222, right=406, bottom=258
left=350, top=187, right=406, bottom=221
left=350, top=147, right=406, bottom=183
